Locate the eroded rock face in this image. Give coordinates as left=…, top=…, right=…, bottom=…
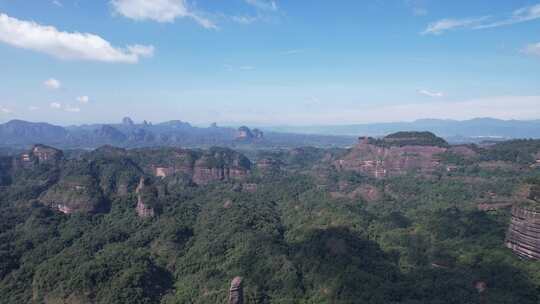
left=335, top=139, right=446, bottom=178
left=505, top=206, right=540, bottom=260
left=191, top=150, right=251, bottom=185
left=16, top=144, right=64, bottom=169
left=135, top=177, right=156, bottom=218
left=256, top=158, right=280, bottom=173
left=228, top=277, right=244, bottom=304
left=145, top=148, right=251, bottom=185
left=40, top=176, right=105, bottom=214
left=236, top=126, right=263, bottom=141
left=32, top=145, right=64, bottom=163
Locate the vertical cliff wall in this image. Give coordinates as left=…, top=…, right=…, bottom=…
left=505, top=206, right=540, bottom=260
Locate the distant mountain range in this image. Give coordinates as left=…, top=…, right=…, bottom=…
left=266, top=118, right=540, bottom=142
left=2, top=117, right=540, bottom=149
left=0, top=118, right=355, bottom=149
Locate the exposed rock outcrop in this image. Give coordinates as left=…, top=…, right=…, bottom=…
left=39, top=175, right=105, bottom=214
left=228, top=277, right=244, bottom=304
left=505, top=206, right=540, bottom=259
left=236, top=126, right=263, bottom=141
left=256, top=158, right=281, bottom=172
left=236, top=126, right=253, bottom=140
left=16, top=144, right=64, bottom=168
left=335, top=134, right=447, bottom=178
left=145, top=148, right=251, bottom=185
left=135, top=177, right=156, bottom=218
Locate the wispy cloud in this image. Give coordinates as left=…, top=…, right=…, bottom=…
left=52, top=0, right=63, bottom=7
left=50, top=102, right=62, bottom=109
left=231, top=15, right=258, bottom=25
left=405, top=0, right=428, bottom=16
left=245, top=0, right=278, bottom=11
left=476, top=3, right=540, bottom=29
left=224, top=64, right=255, bottom=71
left=418, top=89, right=444, bottom=98
left=111, top=0, right=217, bottom=29
left=239, top=66, right=255, bottom=71
left=50, top=102, right=81, bottom=112
left=422, top=17, right=489, bottom=35
left=44, top=78, right=61, bottom=89
left=0, top=106, right=13, bottom=114
left=0, top=13, right=154, bottom=63
left=281, top=49, right=305, bottom=55
left=65, top=105, right=81, bottom=112
left=523, top=42, right=540, bottom=57
left=28, top=106, right=40, bottom=111
left=423, top=3, right=540, bottom=35
left=76, top=96, right=90, bottom=104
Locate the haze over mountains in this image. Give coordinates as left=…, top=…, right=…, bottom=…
left=267, top=118, right=540, bottom=140
left=0, top=118, right=355, bottom=149
left=1, top=117, right=540, bottom=149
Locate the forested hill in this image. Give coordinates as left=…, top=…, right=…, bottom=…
left=1, top=136, right=540, bottom=303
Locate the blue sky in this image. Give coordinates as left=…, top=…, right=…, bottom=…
left=0, top=0, right=539, bottom=126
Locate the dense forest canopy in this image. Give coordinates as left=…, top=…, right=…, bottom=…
left=0, top=137, right=540, bottom=303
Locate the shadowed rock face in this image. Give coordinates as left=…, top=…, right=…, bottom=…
left=229, top=277, right=244, bottom=304
left=505, top=206, right=540, bottom=260
left=39, top=175, right=105, bottom=214
left=146, top=148, right=251, bottom=185
left=135, top=177, right=156, bottom=218
left=16, top=144, right=64, bottom=169
left=335, top=139, right=446, bottom=178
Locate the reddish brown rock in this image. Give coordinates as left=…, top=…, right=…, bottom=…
left=474, top=281, right=487, bottom=293
left=335, top=139, right=446, bottom=178
left=228, top=277, right=244, bottom=304
left=448, top=145, right=477, bottom=158
left=15, top=144, right=63, bottom=169
left=477, top=202, right=513, bottom=211
left=505, top=206, right=540, bottom=260
left=146, top=148, right=251, bottom=185
left=135, top=177, right=155, bottom=218
left=242, top=183, right=258, bottom=193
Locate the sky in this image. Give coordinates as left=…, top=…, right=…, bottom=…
left=0, top=0, right=539, bottom=126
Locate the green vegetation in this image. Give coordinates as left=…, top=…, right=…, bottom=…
left=0, top=141, right=539, bottom=304
left=369, top=131, right=449, bottom=148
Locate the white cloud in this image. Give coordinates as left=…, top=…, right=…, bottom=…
left=0, top=106, right=12, bottom=114
left=44, top=78, right=61, bottom=89
left=281, top=49, right=305, bottom=55
left=76, top=96, right=90, bottom=104
left=28, top=106, right=40, bottom=111
left=418, top=89, right=444, bottom=98
left=50, top=102, right=62, bottom=109
left=245, top=0, right=278, bottom=11
left=0, top=13, right=154, bottom=63
left=52, top=0, right=63, bottom=7
left=423, top=3, right=540, bottom=35
left=476, top=3, right=540, bottom=29
left=111, top=0, right=217, bottom=29
left=422, top=17, right=488, bottom=35
left=232, top=16, right=258, bottom=24
left=523, top=42, right=540, bottom=57
left=65, top=105, right=81, bottom=112
left=239, top=66, right=255, bottom=71
left=223, top=64, right=255, bottom=71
